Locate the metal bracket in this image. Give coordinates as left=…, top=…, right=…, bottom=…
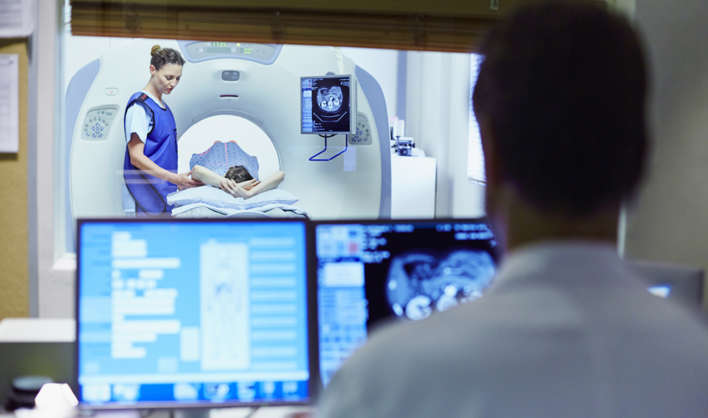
left=308, top=134, right=349, bottom=161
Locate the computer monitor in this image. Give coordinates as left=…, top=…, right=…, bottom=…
left=311, top=218, right=498, bottom=387
left=75, top=218, right=313, bottom=410
left=300, top=74, right=355, bottom=135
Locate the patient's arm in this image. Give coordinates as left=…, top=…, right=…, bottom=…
left=191, top=164, right=284, bottom=199
left=235, top=171, right=285, bottom=198
left=191, top=164, right=253, bottom=188
left=221, top=179, right=260, bottom=197
left=190, top=165, right=223, bottom=187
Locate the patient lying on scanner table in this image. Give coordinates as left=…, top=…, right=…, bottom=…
left=165, top=140, right=303, bottom=218
left=191, top=164, right=285, bottom=199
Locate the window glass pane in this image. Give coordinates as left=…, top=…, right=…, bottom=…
left=60, top=33, right=406, bottom=254
left=59, top=0, right=478, bottom=256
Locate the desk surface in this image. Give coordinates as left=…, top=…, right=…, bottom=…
left=0, top=318, right=74, bottom=342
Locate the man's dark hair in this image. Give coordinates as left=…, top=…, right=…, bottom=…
left=225, top=165, right=254, bottom=183
left=472, top=0, right=648, bottom=215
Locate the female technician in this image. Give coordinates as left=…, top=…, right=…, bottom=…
left=123, top=45, right=201, bottom=215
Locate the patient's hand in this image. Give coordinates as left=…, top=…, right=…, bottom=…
left=238, top=179, right=260, bottom=191
left=219, top=178, right=260, bottom=198
left=217, top=171, right=282, bottom=199
left=219, top=179, right=239, bottom=196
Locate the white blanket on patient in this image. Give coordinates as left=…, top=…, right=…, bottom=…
left=166, top=185, right=298, bottom=211
left=171, top=202, right=307, bottom=218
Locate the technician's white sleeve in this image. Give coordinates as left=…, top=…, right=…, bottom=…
left=124, top=103, right=153, bottom=143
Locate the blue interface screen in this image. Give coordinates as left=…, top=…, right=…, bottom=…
left=315, top=220, right=497, bottom=386
left=77, top=220, right=309, bottom=406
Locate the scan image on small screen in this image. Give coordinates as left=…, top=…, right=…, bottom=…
left=301, top=75, right=353, bottom=134
left=314, top=220, right=497, bottom=386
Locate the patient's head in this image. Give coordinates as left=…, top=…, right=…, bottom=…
left=473, top=1, right=648, bottom=217
left=225, top=165, right=254, bottom=183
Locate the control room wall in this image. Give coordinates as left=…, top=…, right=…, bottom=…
left=0, top=40, right=29, bottom=319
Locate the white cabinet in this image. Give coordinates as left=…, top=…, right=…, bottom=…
left=390, top=154, right=436, bottom=218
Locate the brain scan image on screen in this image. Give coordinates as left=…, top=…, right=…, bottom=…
left=385, top=250, right=496, bottom=320
left=317, top=86, right=343, bottom=112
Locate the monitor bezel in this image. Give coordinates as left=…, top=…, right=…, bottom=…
left=74, top=217, right=317, bottom=411
left=300, top=74, right=356, bottom=136
left=306, top=217, right=498, bottom=397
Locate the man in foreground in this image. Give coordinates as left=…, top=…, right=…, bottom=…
left=317, top=2, right=708, bottom=417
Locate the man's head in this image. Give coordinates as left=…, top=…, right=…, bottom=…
left=473, top=1, right=648, bottom=222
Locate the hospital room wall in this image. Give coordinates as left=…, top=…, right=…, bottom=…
left=624, top=0, right=708, bottom=308
left=404, top=51, right=486, bottom=219
left=0, top=40, right=29, bottom=319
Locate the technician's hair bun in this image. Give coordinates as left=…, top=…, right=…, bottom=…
left=149, top=45, right=185, bottom=69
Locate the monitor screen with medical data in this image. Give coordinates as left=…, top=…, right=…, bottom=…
left=301, top=75, right=354, bottom=135
left=313, top=219, right=498, bottom=386
left=76, top=219, right=311, bottom=409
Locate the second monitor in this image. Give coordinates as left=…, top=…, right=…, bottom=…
left=312, top=219, right=498, bottom=386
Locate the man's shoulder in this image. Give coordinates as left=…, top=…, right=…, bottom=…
left=317, top=286, right=708, bottom=418
left=317, top=291, right=555, bottom=418
left=317, top=300, right=510, bottom=402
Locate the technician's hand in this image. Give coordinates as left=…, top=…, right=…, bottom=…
left=176, top=172, right=202, bottom=190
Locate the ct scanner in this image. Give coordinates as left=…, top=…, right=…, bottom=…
left=67, top=40, right=391, bottom=221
